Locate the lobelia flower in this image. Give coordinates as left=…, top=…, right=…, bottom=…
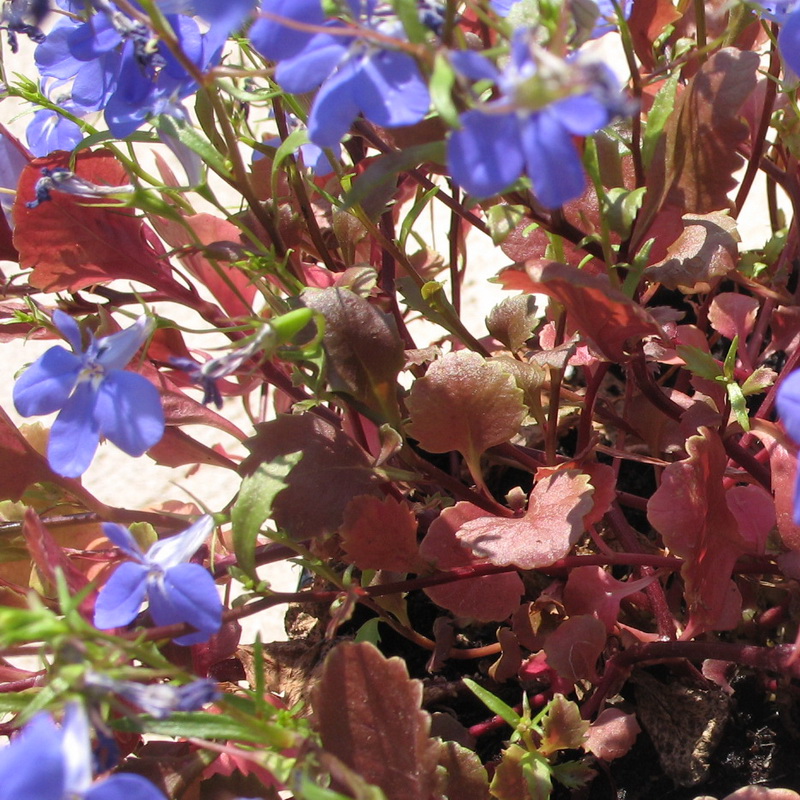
left=491, top=0, right=632, bottom=39
left=26, top=166, right=134, bottom=208
left=249, top=0, right=431, bottom=147
left=94, top=516, right=223, bottom=646
left=86, top=672, right=219, bottom=719
left=13, top=311, right=164, bottom=478
left=447, top=30, right=629, bottom=206
left=30, top=0, right=254, bottom=142
left=0, top=702, right=166, bottom=800
left=776, top=370, right=800, bottom=523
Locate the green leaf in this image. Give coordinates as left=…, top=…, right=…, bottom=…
left=603, top=187, right=646, bottom=238
left=0, top=607, right=69, bottom=647
left=391, top=0, right=429, bottom=42
left=642, top=72, right=678, bottom=168
left=354, top=617, right=383, bottom=645
left=723, top=335, right=739, bottom=380
left=486, top=204, right=527, bottom=246
left=462, top=678, right=521, bottom=729
left=430, top=52, right=460, bottom=129
left=675, top=345, right=723, bottom=381
left=727, top=381, right=750, bottom=431
left=112, top=710, right=296, bottom=748
left=155, top=114, right=230, bottom=180
left=231, top=451, right=304, bottom=578
left=741, top=366, right=776, bottom=396
left=550, top=759, right=596, bottom=789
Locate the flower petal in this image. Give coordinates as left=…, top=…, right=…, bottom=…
left=47, top=381, right=101, bottom=477
left=94, top=371, right=165, bottom=457
left=521, top=111, right=586, bottom=208
left=147, top=515, right=214, bottom=570
left=0, top=714, right=65, bottom=800
left=307, top=58, right=362, bottom=147
left=777, top=370, right=800, bottom=443
left=53, top=310, right=83, bottom=352
left=551, top=94, right=612, bottom=136
left=780, top=9, right=800, bottom=75
left=93, top=561, right=150, bottom=630
left=61, top=704, right=93, bottom=796
left=85, top=773, right=167, bottom=800
left=101, top=522, right=146, bottom=562
left=275, top=36, right=349, bottom=94
left=149, top=564, right=222, bottom=645
left=448, top=110, right=523, bottom=198
left=95, top=317, right=154, bottom=371
left=13, top=346, right=81, bottom=417
left=354, top=50, right=430, bottom=128
left=248, top=0, right=326, bottom=62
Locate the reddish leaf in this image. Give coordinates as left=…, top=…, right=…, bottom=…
left=524, top=262, right=663, bottom=363
left=457, top=471, right=594, bottom=570
left=543, top=614, right=606, bottom=683
left=340, top=494, right=422, bottom=572
left=647, top=427, right=747, bottom=637
left=147, top=367, right=247, bottom=441
left=311, top=642, right=441, bottom=800
left=638, top=48, right=758, bottom=226
left=435, top=741, right=490, bottom=800
left=406, top=351, right=526, bottom=483
left=22, top=508, right=92, bottom=616
left=13, top=151, right=186, bottom=297
left=241, top=414, right=378, bottom=540
left=750, top=424, right=800, bottom=552
left=146, top=428, right=237, bottom=470
left=563, top=566, right=655, bottom=632
left=486, top=294, right=541, bottom=353
left=0, top=125, right=30, bottom=261
left=628, top=0, right=683, bottom=70
left=149, top=210, right=256, bottom=319
left=708, top=293, right=760, bottom=341
left=0, top=406, right=61, bottom=501
left=419, top=502, right=523, bottom=622
left=584, top=708, right=641, bottom=762
left=726, top=484, right=775, bottom=556
left=303, top=287, right=405, bottom=421
left=644, top=212, right=739, bottom=293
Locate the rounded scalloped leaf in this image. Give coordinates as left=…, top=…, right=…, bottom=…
left=406, top=351, right=526, bottom=464
left=457, top=470, right=594, bottom=569
left=419, top=502, right=523, bottom=622
left=340, top=494, right=422, bottom=572
left=584, top=708, right=641, bottom=762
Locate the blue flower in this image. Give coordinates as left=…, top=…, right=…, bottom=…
left=249, top=0, right=430, bottom=147
left=31, top=2, right=238, bottom=139
left=779, top=9, right=800, bottom=75
left=13, top=312, right=164, bottom=477
left=491, top=0, right=631, bottom=37
left=777, top=370, right=800, bottom=524
left=0, top=703, right=166, bottom=800
left=86, top=672, right=219, bottom=719
left=94, top=516, right=222, bottom=646
left=447, top=32, right=626, bottom=206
